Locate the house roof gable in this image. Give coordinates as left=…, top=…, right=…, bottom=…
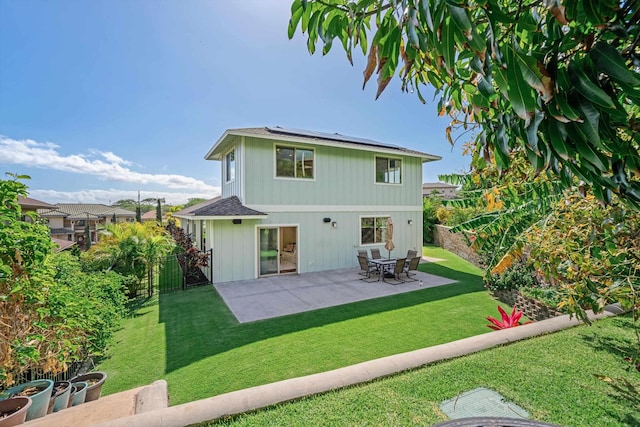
left=17, top=196, right=57, bottom=210
left=178, top=196, right=266, bottom=219
left=205, top=126, right=441, bottom=162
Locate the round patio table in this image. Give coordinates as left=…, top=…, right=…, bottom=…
left=431, top=417, right=562, bottom=427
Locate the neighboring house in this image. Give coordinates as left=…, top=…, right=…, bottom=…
left=422, top=182, right=459, bottom=199
left=17, top=196, right=77, bottom=252
left=176, top=126, right=440, bottom=284
left=141, top=210, right=171, bottom=223
left=17, top=196, right=57, bottom=222
left=39, top=204, right=136, bottom=246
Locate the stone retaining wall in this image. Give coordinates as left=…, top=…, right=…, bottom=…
left=433, top=225, right=482, bottom=268
left=491, top=289, right=562, bottom=321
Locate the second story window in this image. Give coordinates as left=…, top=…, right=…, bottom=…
left=226, top=149, right=235, bottom=182
left=276, top=145, right=314, bottom=179
left=376, top=157, right=402, bottom=184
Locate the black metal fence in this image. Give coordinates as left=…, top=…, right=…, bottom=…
left=11, top=359, right=94, bottom=387
left=151, top=248, right=213, bottom=295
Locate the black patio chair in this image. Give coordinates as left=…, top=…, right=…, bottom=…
left=357, top=255, right=379, bottom=282
left=402, top=256, right=421, bottom=282
left=370, top=248, right=382, bottom=259
left=383, top=258, right=406, bottom=284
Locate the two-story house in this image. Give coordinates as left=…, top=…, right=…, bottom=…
left=39, top=204, right=136, bottom=246
left=176, top=127, right=440, bottom=284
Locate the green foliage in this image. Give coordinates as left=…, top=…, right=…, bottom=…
left=422, top=195, right=441, bottom=243
left=519, top=286, right=561, bottom=309
left=524, top=193, right=640, bottom=325
left=289, top=0, right=640, bottom=206
left=484, top=262, right=538, bottom=292
left=441, top=154, right=564, bottom=270
left=46, top=252, right=128, bottom=358
left=156, top=199, right=162, bottom=223
left=84, top=221, right=175, bottom=298
left=0, top=174, right=127, bottom=389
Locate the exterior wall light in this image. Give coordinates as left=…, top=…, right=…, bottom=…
left=408, top=220, right=413, bottom=225
left=332, top=221, right=337, bottom=228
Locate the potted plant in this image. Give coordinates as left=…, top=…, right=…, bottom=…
left=47, top=381, right=71, bottom=413
left=70, top=372, right=106, bottom=402
left=67, top=382, right=87, bottom=408
left=0, top=396, right=31, bottom=427
left=0, top=379, right=53, bottom=421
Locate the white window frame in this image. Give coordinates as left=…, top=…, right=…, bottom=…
left=274, top=144, right=316, bottom=180
left=359, top=215, right=390, bottom=246
left=375, top=156, right=402, bottom=185
left=225, top=149, right=236, bottom=183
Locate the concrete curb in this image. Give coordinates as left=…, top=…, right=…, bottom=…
left=96, top=304, right=624, bottom=427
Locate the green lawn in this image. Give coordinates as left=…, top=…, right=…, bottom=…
left=207, top=315, right=639, bottom=427
left=98, top=247, right=508, bottom=405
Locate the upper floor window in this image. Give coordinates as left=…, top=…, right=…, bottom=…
left=376, top=157, right=402, bottom=184
left=276, top=145, right=314, bottom=179
left=226, top=149, right=236, bottom=182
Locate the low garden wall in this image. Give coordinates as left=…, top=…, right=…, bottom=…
left=491, top=289, right=562, bottom=321
left=433, top=225, right=482, bottom=268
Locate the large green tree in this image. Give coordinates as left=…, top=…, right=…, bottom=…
left=289, top=0, right=640, bottom=206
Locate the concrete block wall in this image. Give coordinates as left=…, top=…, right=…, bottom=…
left=433, top=225, right=482, bottom=268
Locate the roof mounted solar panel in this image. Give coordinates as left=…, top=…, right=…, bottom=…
left=266, top=126, right=402, bottom=150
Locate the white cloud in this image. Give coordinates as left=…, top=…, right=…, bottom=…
left=29, top=188, right=219, bottom=206
left=0, top=135, right=216, bottom=193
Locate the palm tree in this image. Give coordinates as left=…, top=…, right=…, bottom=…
left=90, top=222, right=174, bottom=297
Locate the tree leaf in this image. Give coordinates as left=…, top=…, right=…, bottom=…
left=546, top=120, right=571, bottom=161
left=362, top=43, right=378, bottom=89
left=505, top=48, right=536, bottom=123
left=441, top=16, right=456, bottom=75
left=288, top=0, right=304, bottom=39
left=569, top=62, right=616, bottom=109
left=590, top=41, right=640, bottom=87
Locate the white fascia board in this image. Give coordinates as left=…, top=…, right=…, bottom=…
left=204, top=130, right=234, bottom=161
left=248, top=204, right=422, bottom=212
left=213, top=129, right=441, bottom=162
left=173, top=214, right=267, bottom=220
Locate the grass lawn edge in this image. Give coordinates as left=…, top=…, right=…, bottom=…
left=96, top=304, right=626, bottom=427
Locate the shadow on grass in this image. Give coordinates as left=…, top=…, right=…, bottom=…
left=581, top=315, right=640, bottom=425
left=578, top=316, right=639, bottom=362
left=157, top=260, right=486, bottom=374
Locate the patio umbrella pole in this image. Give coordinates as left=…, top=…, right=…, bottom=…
left=384, top=218, right=395, bottom=260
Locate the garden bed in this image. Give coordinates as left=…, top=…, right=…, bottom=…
left=491, top=289, right=562, bottom=321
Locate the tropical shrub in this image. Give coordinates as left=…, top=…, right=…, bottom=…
left=47, top=252, right=127, bottom=358
left=166, top=220, right=210, bottom=284
left=484, top=262, right=538, bottom=292
left=486, top=306, right=528, bottom=330
left=422, top=195, right=441, bottom=244
left=0, top=174, right=128, bottom=389
left=524, top=193, right=640, bottom=324
left=84, top=221, right=175, bottom=297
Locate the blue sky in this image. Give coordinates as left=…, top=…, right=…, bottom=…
left=0, top=0, right=470, bottom=205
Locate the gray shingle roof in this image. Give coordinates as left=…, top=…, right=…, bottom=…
left=191, top=196, right=266, bottom=217
left=39, top=204, right=136, bottom=219
left=173, top=197, right=222, bottom=216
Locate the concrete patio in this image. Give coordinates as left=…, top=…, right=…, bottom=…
left=214, top=257, right=455, bottom=323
